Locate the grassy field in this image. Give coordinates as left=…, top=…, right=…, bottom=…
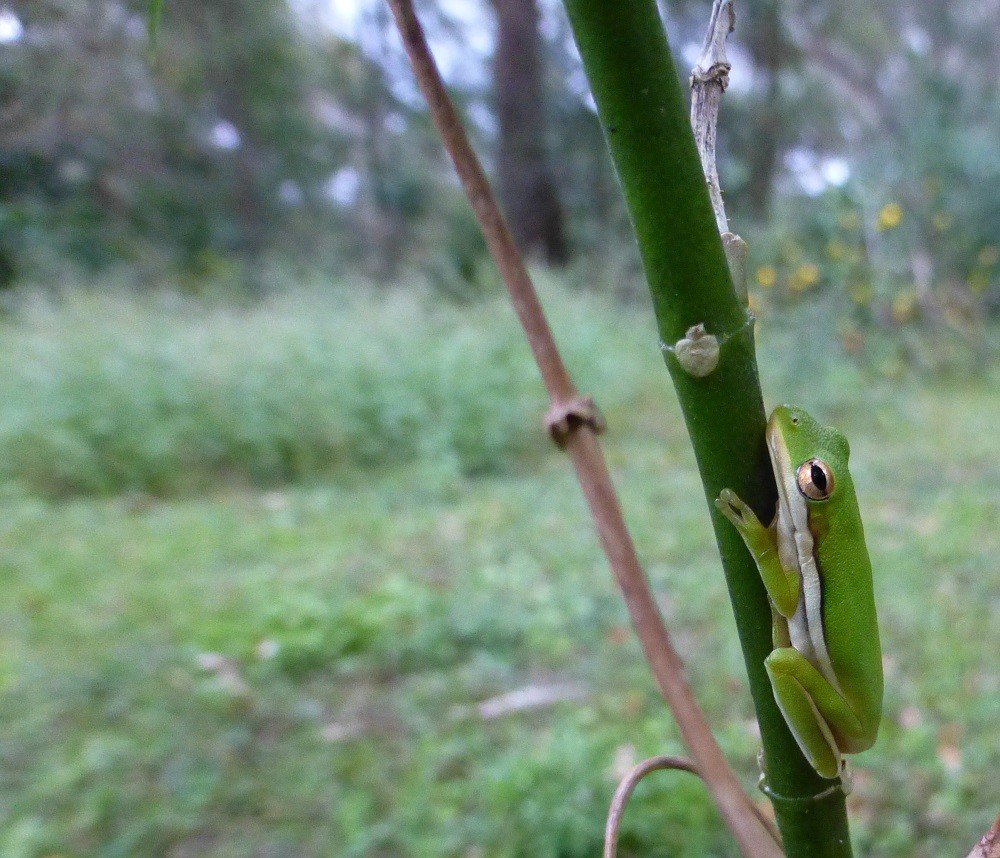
left=0, top=284, right=997, bottom=856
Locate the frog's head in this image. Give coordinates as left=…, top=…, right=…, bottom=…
left=767, top=405, right=851, bottom=504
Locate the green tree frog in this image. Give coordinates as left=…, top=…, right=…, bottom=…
left=715, top=405, right=883, bottom=779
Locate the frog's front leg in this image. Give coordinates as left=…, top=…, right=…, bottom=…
left=715, top=489, right=800, bottom=617
left=765, top=647, right=867, bottom=779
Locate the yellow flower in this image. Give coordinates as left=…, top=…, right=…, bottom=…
left=877, top=203, right=904, bottom=231
left=756, top=265, right=777, bottom=288
left=891, top=288, right=917, bottom=324
left=850, top=282, right=873, bottom=305
left=838, top=211, right=860, bottom=231
left=967, top=272, right=989, bottom=294
left=826, top=240, right=847, bottom=261
left=978, top=245, right=999, bottom=267
left=790, top=263, right=821, bottom=293
left=932, top=211, right=954, bottom=233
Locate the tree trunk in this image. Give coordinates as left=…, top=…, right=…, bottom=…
left=490, top=0, right=568, bottom=265
left=744, top=72, right=780, bottom=220
left=742, top=1, right=791, bottom=221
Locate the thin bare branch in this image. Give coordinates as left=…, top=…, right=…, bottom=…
left=690, top=0, right=734, bottom=235
left=690, top=0, right=749, bottom=305
left=603, top=756, right=781, bottom=857
left=384, top=1, right=781, bottom=855
left=604, top=756, right=700, bottom=858
left=967, top=815, right=1000, bottom=858
left=384, top=0, right=575, bottom=407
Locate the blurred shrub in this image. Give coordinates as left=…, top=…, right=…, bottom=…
left=1, top=266, right=990, bottom=500
left=0, top=279, right=653, bottom=497
left=747, top=187, right=998, bottom=375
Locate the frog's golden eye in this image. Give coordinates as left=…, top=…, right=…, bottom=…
left=797, top=458, right=834, bottom=500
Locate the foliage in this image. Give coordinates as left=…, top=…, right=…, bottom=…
left=747, top=189, right=998, bottom=375
left=0, top=283, right=996, bottom=856
left=2, top=1, right=996, bottom=326
left=1, top=0, right=336, bottom=282
left=0, top=278, right=656, bottom=496
left=0, top=279, right=992, bottom=502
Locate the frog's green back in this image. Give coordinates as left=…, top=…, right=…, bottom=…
left=784, top=413, right=883, bottom=747
left=811, top=467, right=883, bottom=746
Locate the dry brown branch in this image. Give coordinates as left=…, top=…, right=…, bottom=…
left=967, top=815, right=1000, bottom=858
left=690, top=0, right=749, bottom=306
left=690, top=0, right=734, bottom=235
left=604, top=756, right=700, bottom=858
left=384, top=0, right=781, bottom=855
left=603, top=756, right=781, bottom=857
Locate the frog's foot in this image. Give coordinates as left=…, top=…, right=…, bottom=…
left=839, top=758, right=853, bottom=795
left=715, top=488, right=756, bottom=531
left=765, top=648, right=866, bottom=780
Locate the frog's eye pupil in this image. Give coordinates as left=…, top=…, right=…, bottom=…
left=796, top=458, right=834, bottom=500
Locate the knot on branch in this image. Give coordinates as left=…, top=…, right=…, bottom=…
left=690, top=61, right=731, bottom=90
left=670, top=324, right=721, bottom=377
left=691, top=0, right=735, bottom=91
left=967, top=814, right=1000, bottom=858
left=545, top=395, right=605, bottom=447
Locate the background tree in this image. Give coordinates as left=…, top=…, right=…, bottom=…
left=489, top=0, right=568, bottom=264
left=0, top=0, right=996, bottom=332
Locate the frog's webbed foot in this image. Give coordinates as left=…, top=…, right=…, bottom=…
left=765, top=648, right=867, bottom=780
left=715, top=488, right=757, bottom=531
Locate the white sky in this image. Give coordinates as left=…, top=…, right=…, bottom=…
left=321, top=0, right=756, bottom=93
left=0, top=7, right=24, bottom=43
left=318, top=0, right=848, bottom=192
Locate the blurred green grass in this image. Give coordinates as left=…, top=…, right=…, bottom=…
left=0, top=283, right=997, bottom=856
left=0, top=281, right=661, bottom=496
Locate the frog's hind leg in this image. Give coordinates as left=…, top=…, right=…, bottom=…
left=765, top=648, right=860, bottom=779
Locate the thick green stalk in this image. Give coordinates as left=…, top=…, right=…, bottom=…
left=561, top=1, right=853, bottom=853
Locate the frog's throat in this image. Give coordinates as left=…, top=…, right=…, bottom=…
left=766, top=424, right=845, bottom=697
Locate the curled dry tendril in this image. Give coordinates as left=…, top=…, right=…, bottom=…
left=604, top=756, right=781, bottom=857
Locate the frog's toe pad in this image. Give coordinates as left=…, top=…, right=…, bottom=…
left=715, top=489, right=749, bottom=524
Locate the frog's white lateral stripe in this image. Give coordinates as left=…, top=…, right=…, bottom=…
left=767, top=426, right=845, bottom=698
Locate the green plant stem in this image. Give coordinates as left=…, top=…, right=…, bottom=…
left=560, top=1, right=853, bottom=853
